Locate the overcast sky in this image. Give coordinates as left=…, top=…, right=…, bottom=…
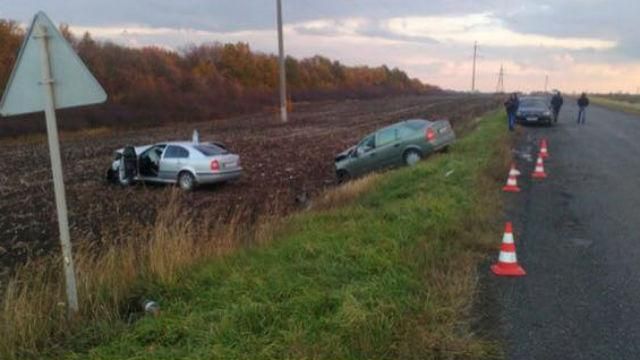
left=2, top=0, right=639, bottom=93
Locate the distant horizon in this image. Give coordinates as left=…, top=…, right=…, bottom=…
left=2, top=1, right=639, bottom=94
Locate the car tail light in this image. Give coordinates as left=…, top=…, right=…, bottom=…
left=426, top=128, right=436, bottom=141
left=210, top=160, right=220, bottom=171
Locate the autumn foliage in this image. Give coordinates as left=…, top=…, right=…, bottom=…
left=0, top=20, right=440, bottom=137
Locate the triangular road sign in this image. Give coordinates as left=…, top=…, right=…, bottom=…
left=0, top=11, right=107, bottom=116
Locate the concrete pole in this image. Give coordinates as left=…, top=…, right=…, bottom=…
left=36, top=24, right=79, bottom=315
left=276, top=0, right=288, bottom=122
left=544, top=75, right=549, bottom=92
left=471, top=41, right=477, bottom=92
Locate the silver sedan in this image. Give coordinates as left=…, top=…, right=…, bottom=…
left=106, top=141, right=242, bottom=191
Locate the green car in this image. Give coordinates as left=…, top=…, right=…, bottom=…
left=334, top=119, right=455, bottom=182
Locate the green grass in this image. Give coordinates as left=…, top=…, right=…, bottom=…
left=62, top=111, right=509, bottom=360
left=591, top=96, right=640, bottom=116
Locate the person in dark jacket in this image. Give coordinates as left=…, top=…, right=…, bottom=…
left=577, top=93, right=590, bottom=125
left=551, top=91, right=564, bottom=123
left=504, top=93, right=519, bottom=131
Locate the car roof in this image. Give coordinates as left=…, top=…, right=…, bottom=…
left=381, top=118, right=430, bottom=131
left=116, top=141, right=218, bottom=153
left=521, top=96, right=547, bottom=102
left=159, top=141, right=218, bottom=148
left=403, top=119, right=431, bottom=125
left=359, top=119, right=430, bottom=139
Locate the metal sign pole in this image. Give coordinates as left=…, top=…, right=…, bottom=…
left=0, top=12, right=107, bottom=317
left=35, top=24, right=79, bottom=315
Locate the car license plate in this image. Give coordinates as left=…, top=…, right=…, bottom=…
left=224, top=161, right=237, bottom=168
left=438, top=127, right=449, bottom=134
left=526, top=116, right=538, bottom=122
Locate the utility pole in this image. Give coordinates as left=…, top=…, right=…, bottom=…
left=496, top=64, right=505, bottom=93
left=544, top=74, right=549, bottom=92
left=276, top=0, right=288, bottom=123
left=471, top=41, right=478, bottom=92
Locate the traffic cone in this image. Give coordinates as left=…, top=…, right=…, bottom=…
left=502, top=173, right=520, bottom=192
left=509, top=162, right=521, bottom=177
left=531, top=155, right=547, bottom=179
left=491, top=222, right=526, bottom=276
left=540, top=139, right=549, bottom=159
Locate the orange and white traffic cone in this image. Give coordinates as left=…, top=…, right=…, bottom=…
left=531, top=155, right=547, bottom=179
left=540, top=139, right=549, bottom=159
left=491, top=222, right=526, bottom=276
left=509, top=162, right=521, bottom=177
left=503, top=173, right=520, bottom=192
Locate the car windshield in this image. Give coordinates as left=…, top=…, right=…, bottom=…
left=358, top=135, right=375, bottom=149
left=194, top=144, right=228, bottom=156
left=520, top=98, right=546, bottom=108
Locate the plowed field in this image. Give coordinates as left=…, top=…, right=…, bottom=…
left=0, top=94, right=500, bottom=272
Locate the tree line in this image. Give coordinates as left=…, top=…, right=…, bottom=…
left=0, top=19, right=440, bottom=137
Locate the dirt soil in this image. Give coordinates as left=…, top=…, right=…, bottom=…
left=0, top=94, right=500, bottom=272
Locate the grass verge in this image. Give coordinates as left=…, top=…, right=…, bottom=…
left=49, top=110, right=510, bottom=359
left=591, top=96, right=640, bottom=116
left=0, top=194, right=280, bottom=360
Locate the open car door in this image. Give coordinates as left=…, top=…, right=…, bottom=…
left=119, top=146, right=137, bottom=186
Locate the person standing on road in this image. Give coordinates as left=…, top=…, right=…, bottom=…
left=577, top=93, right=590, bottom=125
left=551, top=91, right=564, bottom=123
left=504, top=93, right=519, bottom=131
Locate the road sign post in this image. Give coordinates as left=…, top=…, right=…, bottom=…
left=0, top=12, right=107, bottom=316
left=36, top=24, right=79, bottom=314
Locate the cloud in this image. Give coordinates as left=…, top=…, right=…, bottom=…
left=291, top=18, right=368, bottom=37
left=56, top=6, right=638, bottom=93
left=384, top=13, right=617, bottom=50
left=68, top=17, right=411, bottom=52
left=69, top=24, right=277, bottom=50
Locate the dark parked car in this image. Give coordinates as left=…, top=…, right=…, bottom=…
left=334, top=119, right=455, bottom=182
left=516, top=96, right=554, bottom=126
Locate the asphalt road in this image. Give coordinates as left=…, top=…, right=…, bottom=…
left=494, top=100, right=640, bottom=359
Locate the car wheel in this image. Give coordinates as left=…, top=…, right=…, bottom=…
left=106, top=168, right=117, bottom=183
left=178, top=171, right=196, bottom=191
left=403, top=149, right=422, bottom=167
left=337, top=170, right=351, bottom=184
left=118, top=168, right=133, bottom=187
left=119, top=177, right=132, bottom=187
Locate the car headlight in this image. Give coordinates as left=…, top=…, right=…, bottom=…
left=544, top=110, right=551, bottom=116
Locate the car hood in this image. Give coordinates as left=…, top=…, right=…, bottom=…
left=335, top=146, right=356, bottom=162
